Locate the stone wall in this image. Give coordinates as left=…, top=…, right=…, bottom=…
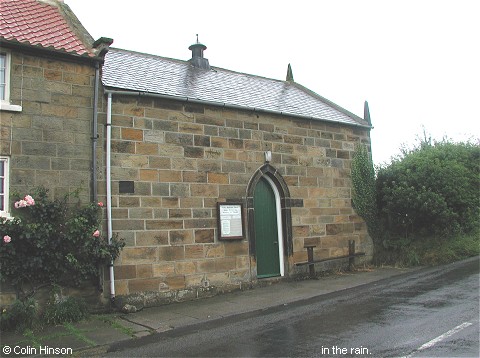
left=103, top=95, right=373, bottom=304
left=0, top=50, right=95, bottom=202
left=0, top=49, right=96, bottom=305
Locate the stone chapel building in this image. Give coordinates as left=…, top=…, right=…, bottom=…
left=100, top=44, right=374, bottom=306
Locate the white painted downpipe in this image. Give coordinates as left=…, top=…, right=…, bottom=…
left=106, top=92, right=115, bottom=302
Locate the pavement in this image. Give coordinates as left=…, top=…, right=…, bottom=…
left=0, top=266, right=416, bottom=357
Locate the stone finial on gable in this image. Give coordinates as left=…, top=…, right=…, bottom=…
left=364, top=100, right=372, bottom=126
left=286, top=63, right=294, bottom=82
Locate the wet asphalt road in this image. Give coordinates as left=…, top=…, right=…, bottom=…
left=108, top=257, right=479, bottom=357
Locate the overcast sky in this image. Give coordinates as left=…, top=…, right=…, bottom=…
left=67, top=0, right=479, bottom=165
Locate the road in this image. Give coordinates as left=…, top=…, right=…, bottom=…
left=107, top=257, right=479, bottom=357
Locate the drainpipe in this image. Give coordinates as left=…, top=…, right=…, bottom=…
left=106, top=92, right=115, bottom=303
left=92, top=61, right=100, bottom=203
left=92, top=61, right=101, bottom=293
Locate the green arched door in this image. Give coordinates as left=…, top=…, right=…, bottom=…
left=254, top=177, right=280, bottom=278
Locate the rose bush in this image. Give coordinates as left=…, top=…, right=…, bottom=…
left=0, top=187, right=124, bottom=298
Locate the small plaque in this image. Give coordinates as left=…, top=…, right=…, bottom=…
left=119, top=181, right=134, bottom=194
left=217, top=203, right=244, bottom=240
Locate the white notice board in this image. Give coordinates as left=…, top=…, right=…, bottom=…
left=217, top=203, right=244, bottom=240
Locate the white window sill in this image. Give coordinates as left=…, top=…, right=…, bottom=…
left=0, top=212, right=13, bottom=220
left=0, top=103, right=22, bottom=112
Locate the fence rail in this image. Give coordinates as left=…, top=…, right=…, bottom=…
left=295, top=240, right=365, bottom=277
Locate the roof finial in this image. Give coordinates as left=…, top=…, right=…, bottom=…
left=196, top=34, right=199, bottom=44
left=364, top=100, right=372, bottom=126
left=286, top=63, right=294, bottom=82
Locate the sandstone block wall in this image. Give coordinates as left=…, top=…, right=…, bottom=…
left=0, top=51, right=95, bottom=202
left=103, top=95, right=373, bottom=299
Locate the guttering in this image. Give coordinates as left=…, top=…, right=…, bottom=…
left=106, top=92, right=115, bottom=303
left=0, top=39, right=105, bottom=64
left=103, top=89, right=372, bottom=130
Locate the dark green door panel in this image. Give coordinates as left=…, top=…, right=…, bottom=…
left=254, top=177, right=280, bottom=278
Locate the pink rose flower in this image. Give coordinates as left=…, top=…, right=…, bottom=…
left=14, top=195, right=35, bottom=208
left=24, top=195, right=35, bottom=206
left=15, top=200, right=27, bottom=208
left=97, top=202, right=104, bottom=207
left=3, top=235, right=11, bottom=243
left=93, top=230, right=100, bottom=237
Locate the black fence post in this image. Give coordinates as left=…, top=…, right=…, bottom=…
left=348, top=240, right=355, bottom=271
left=304, top=245, right=316, bottom=278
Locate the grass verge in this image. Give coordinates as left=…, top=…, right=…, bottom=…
left=380, top=230, right=479, bottom=266
left=93, top=314, right=137, bottom=337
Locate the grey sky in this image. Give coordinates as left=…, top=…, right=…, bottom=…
left=67, top=0, right=480, bottom=165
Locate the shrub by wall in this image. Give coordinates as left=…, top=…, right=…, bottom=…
left=0, top=188, right=124, bottom=298
left=351, top=144, right=380, bottom=254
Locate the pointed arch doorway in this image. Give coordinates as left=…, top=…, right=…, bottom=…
left=253, top=176, right=284, bottom=278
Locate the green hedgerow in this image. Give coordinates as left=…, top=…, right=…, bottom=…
left=376, top=140, right=479, bottom=239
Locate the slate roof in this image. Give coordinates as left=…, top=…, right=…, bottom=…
left=0, top=0, right=94, bottom=57
left=103, top=48, right=370, bottom=128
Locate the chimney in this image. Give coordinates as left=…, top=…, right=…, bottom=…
left=93, top=37, right=114, bottom=58
left=189, top=35, right=210, bottom=70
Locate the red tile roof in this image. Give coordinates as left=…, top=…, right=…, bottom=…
left=0, top=0, right=94, bottom=57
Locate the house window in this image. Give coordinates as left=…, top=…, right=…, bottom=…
left=0, top=51, right=22, bottom=112
left=0, top=53, right=6, bottom=100
left=0, top=157, right=10, bottom=217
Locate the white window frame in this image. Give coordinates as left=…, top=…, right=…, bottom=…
left=0, top=51, right=22, bottom=112
left=0, top=157, right=10, bottom=218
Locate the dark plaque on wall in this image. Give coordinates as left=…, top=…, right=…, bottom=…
left=217, top=203, right=244, bottom=240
